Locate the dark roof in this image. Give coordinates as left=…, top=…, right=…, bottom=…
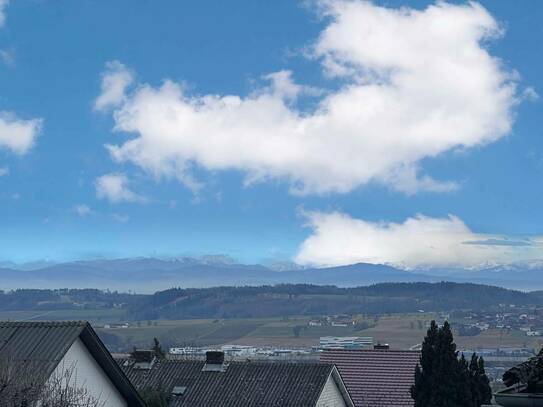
left=119, top=358, right=349, bottom=407
left=0, top=320, right=85, bottom=372
left=320, top=349, right=420, bottom=407
left=0, top=321, right=145, bottom=406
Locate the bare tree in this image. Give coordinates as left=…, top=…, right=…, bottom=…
left=0, top=357, right=105, bottom=407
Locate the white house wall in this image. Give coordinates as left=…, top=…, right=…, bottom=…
left=51, top=337, right=127, bottom=407
left=316, top=374, right=348, bottom=407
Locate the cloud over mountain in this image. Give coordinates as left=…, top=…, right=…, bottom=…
left=97, top=1, right=518, bottom=195
left=296, top=211, right=543, bottom=268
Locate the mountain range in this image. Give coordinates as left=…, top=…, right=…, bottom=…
left=0, top=256, right=540, bottom=292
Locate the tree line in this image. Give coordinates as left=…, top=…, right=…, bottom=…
left=128, top=282, right=542, bottom=320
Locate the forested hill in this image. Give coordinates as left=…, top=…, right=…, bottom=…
left=127, top=282, right=543, bottom=320
left=0, top=283, right=540, bottom=319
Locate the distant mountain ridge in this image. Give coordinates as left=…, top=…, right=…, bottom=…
left=0, top=256, right=540, bottom=292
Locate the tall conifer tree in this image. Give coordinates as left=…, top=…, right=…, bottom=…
left=411, top=321, right=492, bottom=407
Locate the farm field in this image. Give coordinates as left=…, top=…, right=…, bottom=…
left=3, top=308, right=542, bottom=352
left=92, top=312, right=543, bottom=352
left=0, top=308, right=126, bottom=323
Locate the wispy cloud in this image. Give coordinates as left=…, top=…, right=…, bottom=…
left=0, top=49, right=14, bottom=67
left=0, top=0, right=9, bottom=27
left=0, top=2, right=42, bottom=159
left=463, top=238, right=533, bottom=247
left=111, top=213, right=129, bottom=223
left=94, top=60, right=134, bottom=112
left=95, top=173, right=145, bottom=204
left=74, top=204, right=93, bottom=217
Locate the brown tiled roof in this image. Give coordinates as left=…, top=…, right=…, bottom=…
left=119, top=359, right=339, bottom=407
left=320, top=349, right=420, bottom=407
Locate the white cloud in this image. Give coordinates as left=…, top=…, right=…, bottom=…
left=0, top=49, right=14, bottom=67
left=94, top=61, right=134, bottom=112
left=261, top=70, right=323, bottom=101
left=95, top=173, right=145, bottom=203
left=295, top=211, right=543, bottom=268
left=0, top=112, right=41, bottom=155
left=522, top=87, right=539, bottom=102
left=74, top=204, right=93, bottom=216
left=0, top=167, right=8, bottom=176
left=99, top=1, right=518, bottom=195
left=0, top=0, right=9, bottom=27
left=0, top=4, right=42, bottom=157
left=111, top=213, right=130, bottom=223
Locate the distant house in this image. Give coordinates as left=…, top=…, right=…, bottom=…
left=119, top=350, right=354, bottom=406
left=321, top=348, right=420, bottom=407
left=0, top=321, right=145, bottom=406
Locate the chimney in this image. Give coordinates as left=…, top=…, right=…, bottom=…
left=374, top=343, right=390, bottom=350
left=206, top=351, right=224, bottom=365
left=202, top=351, right=227, bottom=372
left=132, top=349, right=156, bottom=369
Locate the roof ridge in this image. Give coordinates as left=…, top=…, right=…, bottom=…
left=322, top=349, right=420, bottom=353
left=0, top=320, right=88, bottom=326
left=127, top=359, right=334, bottom=367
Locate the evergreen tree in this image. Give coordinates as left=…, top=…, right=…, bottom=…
left=152, top=337, right=166, bottom=360
left=457, top=353, right=475, bottom=407
left=467, top=353, right=492, bottom=406
left=411, top=321, right=491, bottom=407
left=140, top=386, right=169, bottom=407
left=469, top=354, right=481, bottom=406
left=411, top=321, right=446, bottom=407
left=476, top=356, right=492, bottom=405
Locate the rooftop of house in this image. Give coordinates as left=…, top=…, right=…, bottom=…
left=320, top=348, right=421, bottom=407
left=0, top=320, right=87, bottom=371
left=118, top=354, right=350, bottom=407
left=0, top=320, right=145, bottom=406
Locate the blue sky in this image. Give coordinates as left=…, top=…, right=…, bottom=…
left=1, top=0, right=543, bottom=267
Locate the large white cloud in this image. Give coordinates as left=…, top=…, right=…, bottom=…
left=98, top=1, right=517, bottom=195
left=95, top=173, right=145, bottom=203
left=295, top=211, right=543, bottom=268
left=0, top=112, right=41, bottom=155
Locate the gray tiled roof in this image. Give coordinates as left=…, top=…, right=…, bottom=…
left=0, top=321, right=86, bottom=370
left=119, top=359, right=336, bottom=407
left=0, top=321, right=145, bottom=406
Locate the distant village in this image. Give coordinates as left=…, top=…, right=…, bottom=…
left=1, top=319, right=539, bottom=406
left=3, top=288, right=543, bottom=405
